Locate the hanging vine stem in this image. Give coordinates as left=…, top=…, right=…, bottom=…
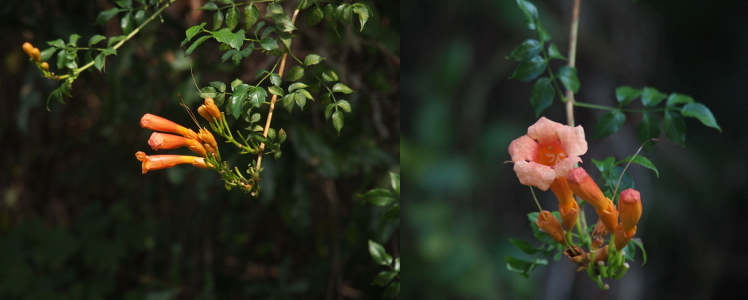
left=256, top=9, right=300, bottom=171
left=565, top=0, right=581, bottom=128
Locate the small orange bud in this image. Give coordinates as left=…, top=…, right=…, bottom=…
left=135, top=151, right=206, bottom=174
left=30, top=48, right=41, bottom=62
left=619, top=188, right=642, bottom=233
left=566, top=167, right=609, bottom=210
left=40, top=62, right=49, bottom=71
left=549, top=177, right=578, bottom=230
left=148, top=132, right=206, bottom=156
left=536, top=211, right=566, bottom=244
left=204, top=98, right=221, bottom=120
left=22, top=42, right=34, bottom=57
left=140, top=113, right=200, bottom=140
left=197, top=105, right=214, bottom=122
left=595, top=199, right=619, bottom=233
left=198, top=128, right=218, bottom=150
left=592, top=245, right=609, bottom=266
left=614, top=223, right=636, bottom=251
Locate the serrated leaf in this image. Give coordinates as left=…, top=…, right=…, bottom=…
left=248, top=86, right=267, bottom=108
left=616, top=155, right=659, bottom=178
left=557, top=66, right=580, bottom=93
left=636, top=112, right=660, bottom=150
left=594, top=109, right=626, bottom=138
left=322, top=70, right=338, bottom=82
left=506, top=39, right=542, bottom=61
left=372, top=270, right=397, bottom=287
left=641, top=87, right=666, bottom=107
left=94, top=54, right=106, bottom=71
left=231, top=30, right=245, bottom=49
left=260, top=37, right=278, bottom=50
left=240, top=46, right=253, bottom=57
left=324, top=103, right=335, bottom=119
left=95, top=8, right=120, bottom=25
left=336, top=100, right=351, bottom=113
left=510, top=238, right=542, bottom=255
left=383, top=282, right=400, bottom=299
left=244, top=4, right=260, bottom=31
left=268, top=85, right=284, bottom=96
left=279, top=31, right=292, bottom=50
left=616, top=86, right=642, bottom=106
left=332, top=110, right=344, bottom=134
left=215, top=93, right=226, bottom=106
left=666, top=93, right=695, bottom=107
left=332, top=83, right=353, bottom=94
left=368, top=240, right=392, bottom=265
left=664, top=111, right=686, bottom=146
left=547, top=43, right=567, bottom=60
left=296, top=0, right=314, bottom=10
left=198, top=2, right=218, bottom=10
left=212, top=28, right=234, bottom=46
left=509, top=55, right=546, bottom=82
left=56, top=49, right=66, bottom=69
left=681, top=103, right=721, bottom=132
left=295, top=92, right=306, bottom=110
left=270, top=73, right=282, bottom=86
left=530, top=77, right=553, bottom=117
left=286, top=66, right=304, bottom=81
left=210, top=81, right=226, bottom=93
left=304, top=54, right=325, bottom=66
left=186, top=36, right=211, bottom=55
left=288, top=83, right=307, bottom=93
left=515, top=0, right=538, bottom=30
left=352, top=3, right=369, bottom=31
left=221, top=49, right=237, bottom=62
left=231, top=79, right=243, bottom=90
left=230, top=84, right=251, bottom=119
left=282, top=94, right=295, bottom=113
left=226, top=6, right=240, bottom=30
left=212, top=9, right=224, bottom=31
left=200, top=86, right=218, bottom=98
left=323, top=4, right=339, bottom=35
left=272, top=14, right=297, bottom=33
left=307, top=5, right=324, bottom=27
left=88, top=35, right=106, bottom=47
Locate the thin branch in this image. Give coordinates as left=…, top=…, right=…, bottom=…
left=565, top=0, right=581, bottom=127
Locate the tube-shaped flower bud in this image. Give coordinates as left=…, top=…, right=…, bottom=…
left=30, top=47, right=41, bottom=62
left=41, top=62, right=49, bottom=71
left=22, top=42, right=34, bottom=57
left=537, top=211, right=565, bottom=244
left=619, top=188, right=642, bottom=233
left=204, top=98, right=221, bottom=120
left=198, top=128, right=218, bottom=150
left=596, top=199, right=619, bottom=233
left=550, top=177, right=578, bottom=230
left=135, top=151, right=208, bottom=174
left=614, top=223, right=636, bottom=251
left=140, top=113, right=200, bottom=140
left=566, top=167, right=608, bottom=210
left=197, top=105, right=214, bottom=122
left=148, top=132, right=206, bottom=156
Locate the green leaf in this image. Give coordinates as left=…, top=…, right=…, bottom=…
left=383, top=282, right=400, bottom=299
left=515, top=0, right=538, bottom=30
left=332, top=83, right=353, bottom=94
left=240, top=46, right=253, bottom=57
left=509, top=55, right=546, bottom=82
left=536, top=22, right=551, bottom=42
left=115, top=0, right=132, bottom=8
left=636, top=112, right=660, bottom=150
left=225, top=6, right=240, bottom=31
left=279, top=31, right=292, bottom=49
left=272, top=14, right=297, bottom=33
left=557, top=66, right=580, bottom=93
left=304, top=54, right=325, bottom=66
left=530, top=77, right=553, bottom=117
left=616, top=155, right=659, bottom=178
left=510, top=238, right=542, bottom=255
left=200, top=86, right=218, bottom=98
left=244, top=4, right=260, bottom=31
left=389, top=172, right=400, bottom=196
left=322, top=70, right=339, bottom=82
left=266, top=3, right=284, bottom=16
left=102, top=47, right=117, bottom=56
left=107, top=35, right=126, bottom=47
left=40, top=47, right=57, bottom=61
left=55, top=49, right=67, bottom=69
left=285, top=66, right=303, bottom=81
left=630, top=239, right=647, bottom=266
left=282, top=94, right=295, bottom=113
left=368, top=240, right=392, bottom=265
left=324, top=103, right=335, bottom=120
left=212, top=9, right=224, bottom=31
left=212, top=28, right=234, bottom=46
left=230, top=84, right=251, bottom=119
left=332, top=110, right=344, bottom=134
left=94, top=54, right=106, bottom=71
left=95, top=8, right=120, bottom=25
left=592, top=157, right=615, bottom=173
left=248, top=86, right=267, bottom=108
left=186, top=36, right=211, bottom=55
left=382, top=203, right=400, bottom=220
left=594, top=109, right=626, bottom=138
left=47, top=39, right=65, bottom=49
left=372, top=271, right=397, bottom=287
left=360, top=188, right=393, bottom=206
left=641, top=87, right=666, bottom=107
left=88, top=35, right=106, bottom=47
left=221, top=49, right=238, bottom=62
left=664, top=111, right=686, bottom=146
left=547, top=43, right=567, bottom=60
left=260, top=37, right=278, bottom=50
left=297, top=0, right=314, bottom=10
left=210, top=81, right=226, bottom=93
left=337, top=100, right=351, bottom=113
left=506, top=39, right=542, bottom=61
left=323, top=4, right=339, bottom=35
left=231, top=79, right=243, bottom=90
left=307, top=5, right=324, bottom=27
left=288, top=83, right=308, bottom=92
left=134, top=9, right=146, bottom=25
left=666, top=93, right=695, bottom=107
left=352, top=3, right=370, bottom=31
left=67, top=34, right=82, bottom=46
left=232, top=30, right=245, bottom=49
left=120, top=12, right=134, bottom=35
left=268, top=85, right=284, bottom=96
left=198, top=2, right=218, bottom=10
left=294, top=92, right=306, bottom=110
left=505, top=256, right=546, bottom=278
left=269, top=73, right=282, bottom=86
left=681, top=103, right=721, bottom=131
left=615, top=86, right=642, bottom=106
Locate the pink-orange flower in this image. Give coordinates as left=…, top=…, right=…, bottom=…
left=135, top=151, right=209, bottom=174
left=565, top=167, right=608, bottom=210
left=140, top=113, right=200, bottom=141
left=549, top=178, right=579, bottom=231
left=508, top=117, right=587, bottom=191
left=148, top=132, right=207, bottom=157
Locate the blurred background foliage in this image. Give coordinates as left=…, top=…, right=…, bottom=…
left=403, top=0, right=747, bottom=299
left=1, top=0, right=399, bottom=299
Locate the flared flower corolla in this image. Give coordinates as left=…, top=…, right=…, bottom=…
left=135, top=151, right=209, bottom=174
left=148, top=132, right=207, bottom=157
left=508, top=117, right=587, bottom=191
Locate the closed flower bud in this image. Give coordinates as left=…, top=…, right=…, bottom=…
left=198, top=128, right=218, bottom=150
left=22, top=42, right=34, bottom=57
left=140, top=113, right=200, bottom=140
left=619, top=188, right=642, bottom=233
left=614, top=223, right=636, bottom=251
left=30, top=47, right=41, bottom=62
left=596, top=199, right=619, bottom=233
left=148, top=132, right=206, bottom=157
left=566, top=167, right=608, bottom=210
left=197, top=105, right=213, bottom=122
left=204, top=98, right=221, bottom=120
left=41, top=62, right=49, bottom=71
left=135, top=151, right=207, bottom=174
left=537, top=211, right=566, bottom=244
left=550, top=177, right=578, bottom=230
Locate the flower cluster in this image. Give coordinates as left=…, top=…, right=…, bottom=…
left=508, top=117, right=645, bottom=287
left=135, top=99, right=221, bottom=174
left=22, top=42, right=50, bottom=73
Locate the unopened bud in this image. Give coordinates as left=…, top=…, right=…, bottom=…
left=40, top=62, right=49, bottom=71
left=198, top=128, right=218, bottom=150
left=619, top=188, right=642, bottom=233
left=197, top=105, right=213, bottom=122
left=204, top=98, right=221, bottom=120
left=536, top=211, right=565, bottom=244
left=566, top=167, right=608, bottom=210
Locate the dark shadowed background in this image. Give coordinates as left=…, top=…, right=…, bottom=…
left=402, top=0, right=747, bottom=299
left=1, top=0, right=399, bottom=299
